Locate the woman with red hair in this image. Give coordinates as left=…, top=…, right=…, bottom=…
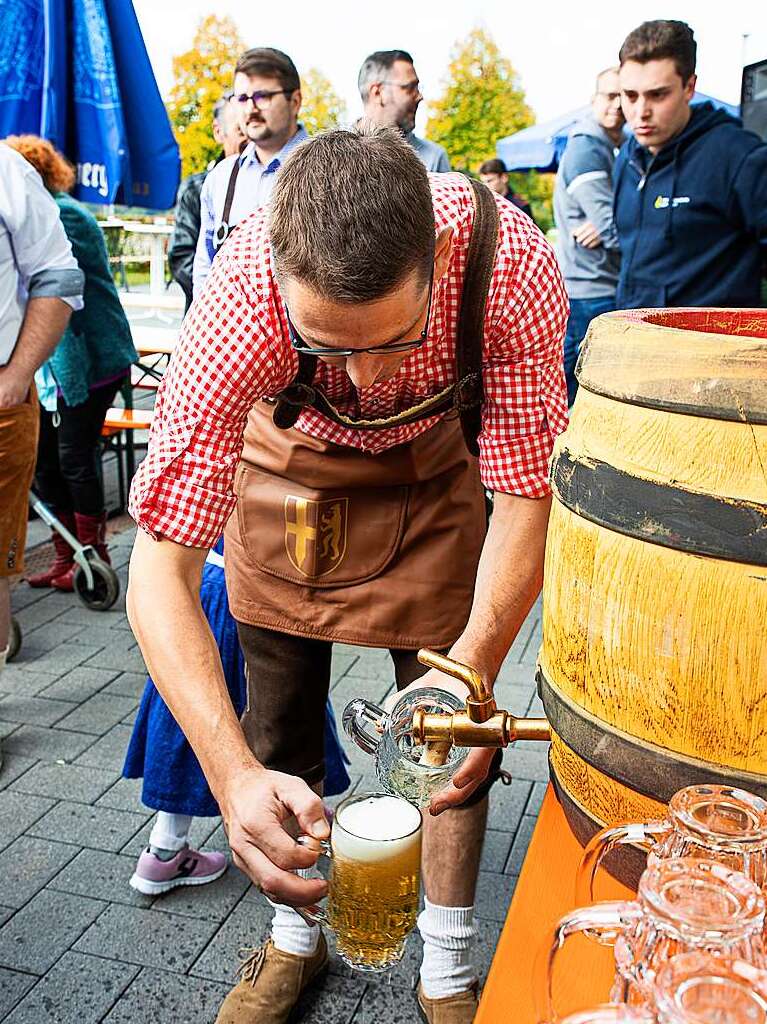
left=4, top=136, right=136, bottom=588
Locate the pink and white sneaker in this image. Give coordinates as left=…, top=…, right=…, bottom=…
left=129, top=845, right=228, bottom=895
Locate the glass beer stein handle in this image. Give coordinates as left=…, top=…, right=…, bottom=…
left=575, top=821, right=670, bottom=905
left=535, top=901, right=642, bottom=1024
left=293, top=836, right=332, bottom=926
left=343, top=698, right=387, bottom=756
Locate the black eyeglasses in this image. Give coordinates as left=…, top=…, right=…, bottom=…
left=285, top=276, right=433, bottom=358
left=232, top=89, right=293, bottom=110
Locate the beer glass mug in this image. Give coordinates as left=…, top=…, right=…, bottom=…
left=558, top=1009, right=655, bottom=1024
left=654, top=952, right=767, bottom=1024
left=343, top=688, right=469, bottom=807
left=297, top=791, right=422, bottom=971
left=539, top=858, right=765, bottom=1018
left=577, top=786, right=767, bottom=905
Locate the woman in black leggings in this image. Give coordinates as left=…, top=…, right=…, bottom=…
left=6, top=136, right=137, bottom=590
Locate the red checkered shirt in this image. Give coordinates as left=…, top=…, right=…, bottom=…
left=129, top=174, right=569, bottom=548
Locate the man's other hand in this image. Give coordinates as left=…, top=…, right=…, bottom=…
left=0, top=367, right=31, bottom=410
left=573, top=220, right=602, bottom=249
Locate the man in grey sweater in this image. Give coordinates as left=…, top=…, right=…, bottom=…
left=554, top=67, right=624, bottom=404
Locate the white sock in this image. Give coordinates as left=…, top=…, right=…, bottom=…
left=269, top=869, right=321, bottom=957
left=149, top=811, right=192, bottom=854
left=418, top=898, right=478, bottom=999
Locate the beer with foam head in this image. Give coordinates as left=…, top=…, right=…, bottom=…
left=328, top=793, right=422, bottom=971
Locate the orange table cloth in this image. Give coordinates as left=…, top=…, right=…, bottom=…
left=476, top=785, right=636, bottom=1023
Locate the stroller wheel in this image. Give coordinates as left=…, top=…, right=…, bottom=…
left=73, top=558, right=120, bottom=611
left=7, top=617, right=21, bottom=662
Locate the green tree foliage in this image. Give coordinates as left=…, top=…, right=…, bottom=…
left=300, top=69, right=347, bottom=137
left=510, top=171, right=555, bottom=234
left=426, top=28, right=534, bottom=173
left=166, top=16, right=245, bottom=178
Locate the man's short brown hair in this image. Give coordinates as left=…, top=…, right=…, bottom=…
left=235, top=47, right=300, bottom=93
left=269, top=123, right=435, bottom=303
left=619, top=21, right=697, bottom=83
left=478, top=158, right=506, bottom=176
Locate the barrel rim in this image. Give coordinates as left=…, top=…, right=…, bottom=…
left=538, top=665, right=767, bottom=804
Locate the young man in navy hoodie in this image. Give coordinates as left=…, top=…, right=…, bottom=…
left=614, top=20, right=767, bottom=309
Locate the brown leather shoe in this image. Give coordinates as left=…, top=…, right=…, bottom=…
left=416, top=981, right=480, bottom=1024
left=215, top=933, right=329, bottom=1024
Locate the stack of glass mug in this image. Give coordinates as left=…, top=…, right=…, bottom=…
left=539, top=784, right=767, bottom=1024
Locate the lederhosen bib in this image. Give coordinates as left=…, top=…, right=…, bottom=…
left=224, top=180, right=499, bottom=649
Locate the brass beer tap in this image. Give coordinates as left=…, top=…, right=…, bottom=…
left=411, top=649, right=551, bottom=748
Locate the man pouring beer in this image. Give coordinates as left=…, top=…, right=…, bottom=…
left=127, top=125, right=568, bottom=1024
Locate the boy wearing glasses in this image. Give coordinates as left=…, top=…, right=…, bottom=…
left=192, top=47, right=307, bottom=297
left=128, top=127, right=567, bottom=1024
left=359, top=49, right=451, bottom=172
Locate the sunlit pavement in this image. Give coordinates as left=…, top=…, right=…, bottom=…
left=1, top=520, right=546, bottom=1022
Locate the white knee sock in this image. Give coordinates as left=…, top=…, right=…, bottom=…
left=149, top=811, right=192, bottom=854
left=269, top=869, right=320, bottom=957
left=418, top=898, right=478, bottom=999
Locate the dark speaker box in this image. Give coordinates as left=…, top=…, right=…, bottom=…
left=741, top=58, right=767, bottom=140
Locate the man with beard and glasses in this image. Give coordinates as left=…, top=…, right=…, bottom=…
left=358, top=49, right=451, bottom=172
left=193, top=47, right=307, bottom=298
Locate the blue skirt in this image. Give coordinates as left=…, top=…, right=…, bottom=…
left=123, top=557, right=351, bottom=817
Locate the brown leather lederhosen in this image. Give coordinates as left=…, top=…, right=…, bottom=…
left=224, top=180, right=499, bottom=650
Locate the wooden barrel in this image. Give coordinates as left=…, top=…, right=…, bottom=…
left=540, top=308, right=767, bottom=884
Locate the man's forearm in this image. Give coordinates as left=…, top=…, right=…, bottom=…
left=449, top=491, right=551, bottom=685
left=9, top=296, right=72, bottom=382
left=127, top=532, right=260, bottom=803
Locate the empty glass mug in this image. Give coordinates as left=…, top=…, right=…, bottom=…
left=654, top=952, right=767, bottom=1024
left=539, top=858, right=765, bottom=1018
left=343, top=688, right=469, bottom=807
left=577, top=786, right=767, bottom=905
left=297, top=791, right=422, bottom=971
left=558, top=1008, right=655, bottom=1024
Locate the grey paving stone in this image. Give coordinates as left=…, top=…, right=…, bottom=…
left=508, top=740, right=550, bottom=783
left=0, top=835, right=78, bottom=908
left=479, top=829, right=514, bottom=873
left=491, top=682, right=534, bottom=716
left=202, top=823, right=230, bottom=853
left=154, top=864, right=248, bottom=922
left=474, top=870, right=518, bottom=923
left=95, top=775, right=145, bottom=812
left=495, top=661, right=538, bottom=687
left=294, top=970, right=366, bottom=1023
left=74, top=723, right=132, bottom=771
left=2, top=951, right=138, bottom=1024
left=0, top=695, right=76, bottom=726
left=0, top=720, right=19, bottom=739
left=37, top=666, right=120, bottom=703
left=526, top=780, right=548, bottom=816
left=0, top=908, right=13, bottom=928
left=190, top=900, right=273, bottom=981
left=0, top=754, right=37, bottom=791
left=13, top=597, right=69, bottom=630
left=53, top=693, right=137, bottom=735
left=0, top=668, right=60, bottom=697
left=102, top=672, right=147, bottom=699
left=8, top=586, right=48, bottom=612
left=27, top=800, right=149, bottom=852
left=9, top=761, right=118, bottom=803
left=47, top=848, right=154, bottom=908
left=74, top=903, right=219, bottom=972
left=20, top=620, right=86, bottom=653
left=17, top=642, right=103, bottom=677
left=527, top=691, right=545, bottom=716
left=0, top=889, right=105, bottom=973
left=53, top=606, right=127, bottom=628
left=487, top=777, right=532, bottom=833
left=0, top=967, right=36, bottom=1018
left=84, top=646, right=146, bottom=674
left=60, top=626, right=135, bottom=653
left=102, top=967, right=231, bottom=1024
left=2, top=724, right=95, bottom=763
left=352, top=981, right=420, bottom=1022
left=505, top=814, right=538, bottom=876
left=0, top=791, right=55, bottom=852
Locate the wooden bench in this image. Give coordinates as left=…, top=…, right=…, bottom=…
left=101, top=407, right=155, bottom=510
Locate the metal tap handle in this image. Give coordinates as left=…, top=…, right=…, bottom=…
left=416, top=649, right=492, bottom=704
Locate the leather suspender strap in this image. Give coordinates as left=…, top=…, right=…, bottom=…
left=271, top=351, right=316, bottom=429
left=456, top=179, right=500, bottom=456
left=213, top=157, right=242, bottom=252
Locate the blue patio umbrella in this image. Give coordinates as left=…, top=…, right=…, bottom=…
left=0, top=0, right=179, bottom=210
left=496, top=92, right=741, bottom=174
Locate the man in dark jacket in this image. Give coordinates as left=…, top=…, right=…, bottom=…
left=168, top=97, right=243, bottom=311
left=615, top=20, right=767, bottom=309
left=478, top=158, right=536, bottom=223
